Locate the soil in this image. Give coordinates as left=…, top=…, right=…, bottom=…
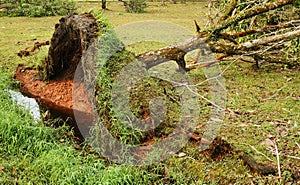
left=14, top=64, right=94, bottom=138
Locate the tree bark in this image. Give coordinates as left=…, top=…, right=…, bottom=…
left=43, top=13, right=99, bottom=80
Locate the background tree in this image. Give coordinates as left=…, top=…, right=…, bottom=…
left=102, top=0, right=107, bottom=9
left=118, top=0, right=148, bottom=13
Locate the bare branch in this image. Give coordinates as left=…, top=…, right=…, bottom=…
left=134, top=0, right=299, bottom=71
left=240, top=28, right=300, bottom=49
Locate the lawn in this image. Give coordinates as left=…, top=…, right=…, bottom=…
left=0, top=1, right=299, bottom=184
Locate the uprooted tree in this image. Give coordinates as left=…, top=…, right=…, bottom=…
left=14, top=0, right=299, bottom=166
left=32, top=0, right=297, bottom=144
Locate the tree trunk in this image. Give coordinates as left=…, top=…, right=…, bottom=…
left=43, top=13, right=99, bottom=80
left=102, top=0, right=107, bottom=9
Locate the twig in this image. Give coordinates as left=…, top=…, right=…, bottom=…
left=263, top=86, right=285, bottom=101
left=246, top=144, right=274, bottom=162
left=223, top=20, right=300, bottom=39
left=183, top=82, right=225, bottom=111
left=262, top=77, right=291, bottom=101
left=186, top=60, right=219, bottom=70
left=274, top=141, right=281, bottom=178
left=296, top=142, right=300, bottom=149
left=190, top=53, right=242, bottom=87
left=287, top=155, right=300, bottom=160
left=165, top=76, right=225, bottom=111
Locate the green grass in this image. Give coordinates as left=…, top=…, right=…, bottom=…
left=0, top=70, right=165, bottom=184
left=0, top=1, right=300, bottom=184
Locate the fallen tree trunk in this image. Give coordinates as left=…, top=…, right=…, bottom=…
left=43, top=13, right=100, bottom=80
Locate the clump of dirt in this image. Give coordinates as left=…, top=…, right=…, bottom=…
left=203, top=136, right=233, bottom=161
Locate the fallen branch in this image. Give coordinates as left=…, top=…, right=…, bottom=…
left=137, top=25, right=299, bottom=70
left=204, top=137, right=276, bottom=175
left=137, top=34, right=209, bottom=70
left=287, top=155, right=300, bottom=160
left=245, top=143, right=274, bottom=162
left=17, top=41, right=50, bottom=58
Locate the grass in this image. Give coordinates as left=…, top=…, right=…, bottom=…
left=0, top=71, right=164, bottom=184
left=0, top=1, right=300, bottom=184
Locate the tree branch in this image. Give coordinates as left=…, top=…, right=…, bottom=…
left=213, top=0, right=295, bottom=34
left=136, top=26, right=299, bottom=70
left=222, top=20, right=300, bottom=39
left=137, top=34, right=209, bottom=69
left=240, top=28, right=300, bottom=49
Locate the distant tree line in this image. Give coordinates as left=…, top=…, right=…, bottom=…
left=0, top=0, right=76, bottom=17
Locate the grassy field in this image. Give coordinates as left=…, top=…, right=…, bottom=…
left=0, top=1, right=300, bottom=184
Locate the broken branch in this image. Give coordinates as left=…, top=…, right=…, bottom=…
left=17, top=41, right=50, bottom=58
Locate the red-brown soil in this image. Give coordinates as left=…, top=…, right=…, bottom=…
left=14, top=64, right=93, bottom=138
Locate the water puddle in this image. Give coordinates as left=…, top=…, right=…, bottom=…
left=8, top=90, right=41, bottom=123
